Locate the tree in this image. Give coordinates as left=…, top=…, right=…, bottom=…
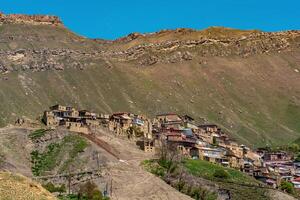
left=92, top=190, right=103, bottom=200
left=213, top=169, right=230, bottom=179
left=79, top=181, right=103, bottom=199
left=126, top=126, right=144, bottom=139
left=280, top=181, right=295, bottom=194
left=288, top=143, right=300, bottom=153
left=212, top=137, right=218, bottom=146
left=58, top=184, right=66, bottom=194
left=43, top=182, right=66, bottom=194
left=295, top=153, right=300, bottom=162
left=43, top=182, right=56, bottom=193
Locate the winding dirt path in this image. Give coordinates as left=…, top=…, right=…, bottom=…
left=95, top=128, right=192, bottom=200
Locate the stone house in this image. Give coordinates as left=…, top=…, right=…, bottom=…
left=198, top=124, right=219, bottom=133
left=43, top=111, right=60, bottom=127
left=181, top=115, right=199, bottom=130
left=60, top=120, right=89, bottom=134
left=155, top=113, right=183, bottom=129
left=50, top=104, right=68, bottom=111
left=109, top=112, right=132, bottom=135
left=108, top=112, right=153, bottom=139
left=225, top=149, right=244, bottom=169
left=197, top=146, right=227, bottom=164
left=219, top=141, right=244, bottom=159
left=82, top=118, right=100, bottom=127
left=291, top=177, right=300, bottom=189
left=244, top=150, right=263, bottom=167
left=263, top=151, right=292, bottom=164
left=156, top=113, right=182, bottom=123
left=43, top=104, right=103, bottom=134
left=143, top=140, right=155, bottom=153
left=160, top=128, right=198, bottom=158
left=79, top=110, right=98, bottom=119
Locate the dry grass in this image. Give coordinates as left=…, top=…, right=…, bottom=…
left=0, top=172, right=56, bottom=200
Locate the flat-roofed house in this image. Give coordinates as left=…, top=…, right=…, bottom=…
left=263, top=151, right=292, bottom=165
left=109, top=112, right=133, bottom=135
left=43, top=111, right=60, bottom=127
left=156, top=113, right=183, bottom=129
left=60, top=120, right=89, bottom=134
left=79, top=110, right=98, bottom=119
left=181, top=115, right=199, bottom=130
left=198, top=146, right=227, bottom=163
left=198, top=124, right=219, bottom=133
left=219, top=141, right=244, bottom=159
left=50, top=104, right=67, bottom=111
left=225, top=149, right=244, bottom=169
left=292, top=177, right=300, bottom=190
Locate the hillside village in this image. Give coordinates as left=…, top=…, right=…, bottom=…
left=41, top=104, right=300, bottom=191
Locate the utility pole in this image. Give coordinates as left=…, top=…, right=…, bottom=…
left=110, top=178, right=113, bottom=198
left=93, top=150, right=100, bottom=169
left=67, top=173, right=71, bottom=195
left=67, top=166, right=73, bottom=195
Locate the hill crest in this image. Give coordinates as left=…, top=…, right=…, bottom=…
left=0, top=12, right=62, bottom=26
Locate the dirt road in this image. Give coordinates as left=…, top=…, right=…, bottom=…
left=96, top=128, right=192, bottom=200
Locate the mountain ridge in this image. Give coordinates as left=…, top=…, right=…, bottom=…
left=0, top=12, right=62, bottom=26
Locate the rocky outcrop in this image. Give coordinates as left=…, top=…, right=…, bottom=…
left=105, top=30, right=300, bottom=65
left=0, top=12, right=62, bottom=26
left=0, top=48, right=88, bottom=73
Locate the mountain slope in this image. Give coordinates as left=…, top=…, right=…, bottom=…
left=0, top=172, right=56, bottom=200
left=0, top=14, right=299, bottom=147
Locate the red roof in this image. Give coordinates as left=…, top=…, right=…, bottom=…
left=293, top=177, right=300, bottom=182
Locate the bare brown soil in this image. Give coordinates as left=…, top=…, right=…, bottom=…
left=95, top=128, right=192, bottom=200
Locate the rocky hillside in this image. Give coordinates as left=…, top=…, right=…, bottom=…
left=0, top=13, right=299, bottom=147
left=0, top=12, right=61, bottom=26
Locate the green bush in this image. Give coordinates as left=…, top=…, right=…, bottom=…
left=280, top=181, right=295, bottom=194
left=92, top=190, right=103, bottom=200
left=43, top=182, right=55, bottom=193
left=150, top=165, right=165, bottom=177
left=43, top=182, right=66, bottom=194
left=213, top=169, right=230, bottom=179
left=79, top=181, right=106, bottom=200
left=175, top=180, right=186, bottom=192
left=158, top=159, right=172, bottom=169
left=295, top=154, right=300, bottom=162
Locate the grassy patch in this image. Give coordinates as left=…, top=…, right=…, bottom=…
left=183, top=159, right=260, bottom=185
left=183, top=159, right=269, bottom=200
left=142, top=160, right=167, bottom=177
left=31, top=135, right=88, bottom=176
left=29, top=129, right=48, bottom=140
left=144, top=159, right=270, bottom=200
left=220, top=183, right=268, bottom=200
left=142, top=159, right=218, bottom=200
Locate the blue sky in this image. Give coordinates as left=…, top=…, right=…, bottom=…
left=1, top=0, right=300, bottom=39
